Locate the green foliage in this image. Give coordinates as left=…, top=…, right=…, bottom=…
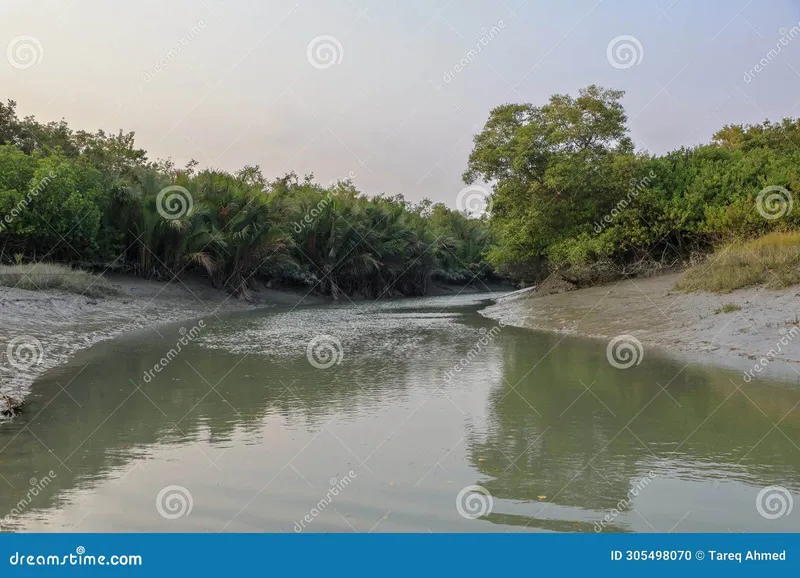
left=0, top=105, right=493, bottom=299
left=465, top=85, right=800, bottom=284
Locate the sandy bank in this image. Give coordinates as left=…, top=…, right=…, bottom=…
left=480, top=273, right=800, bottom=381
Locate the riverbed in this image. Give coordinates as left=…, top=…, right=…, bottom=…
left=1, top=293, right=799, bottom=532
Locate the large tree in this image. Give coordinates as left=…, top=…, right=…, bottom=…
left=463, top=85, right=634, bottom=280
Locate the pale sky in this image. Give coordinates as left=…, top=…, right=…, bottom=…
left=2, top=0, right=800, bottom=206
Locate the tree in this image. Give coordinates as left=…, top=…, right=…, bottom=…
left=464, top=85, right=633, bottom=280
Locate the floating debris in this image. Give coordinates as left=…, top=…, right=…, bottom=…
left=0, top=393, right=24, bottom=416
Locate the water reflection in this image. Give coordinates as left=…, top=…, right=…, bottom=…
left=0, top=294, right=798, bottom=532
left=468, top=325, right=800, bottom=532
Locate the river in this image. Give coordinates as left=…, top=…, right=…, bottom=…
left=1, top=293, right=798, bottom=532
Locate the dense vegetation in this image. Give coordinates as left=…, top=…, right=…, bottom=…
left=0, top=100, right=493, bottom=299
left=464, top=85, right=800, bottom=286
left=4, top=83, right=800, bottom=299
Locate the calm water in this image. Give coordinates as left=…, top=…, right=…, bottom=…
left=1, top=293, right=799, bottom=532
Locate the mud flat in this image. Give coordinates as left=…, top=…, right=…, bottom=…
left=0, top=274, right=503, bottom=407
left=0, top=275, right=326, bottom=402
left=480, top=273, right=800, bottom=383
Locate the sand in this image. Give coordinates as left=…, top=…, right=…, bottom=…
left=480, top=273, right=800, bottom=382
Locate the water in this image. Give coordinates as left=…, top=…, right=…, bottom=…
left=1, top=293, right=799, bottom=532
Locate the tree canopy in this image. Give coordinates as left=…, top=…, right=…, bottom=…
left=0, top=100, right=494, bottom=299
left=464, top=86, right=800, bottom=284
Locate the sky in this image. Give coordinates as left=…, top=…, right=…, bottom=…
left=2, top=0, right=800, bottom=207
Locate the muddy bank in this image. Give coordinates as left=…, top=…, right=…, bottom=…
left=0, top=275, right=328, bottom=405
left=480, top=273, right=800, bottom=382
left=0, top=274, right=504, bottom=407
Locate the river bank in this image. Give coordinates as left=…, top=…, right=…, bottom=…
left=480, top=272, right=800, bottom=384
left=0, top=274, right=502, bottom=405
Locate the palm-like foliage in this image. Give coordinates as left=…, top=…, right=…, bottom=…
left=1, top=103, right=492, bottom=292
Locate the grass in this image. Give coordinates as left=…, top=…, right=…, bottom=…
left=0, top=263, right=121, bottom=298
left=677, top=232, right=800, bottom=293
left=714, top=303, right=742, bottom=314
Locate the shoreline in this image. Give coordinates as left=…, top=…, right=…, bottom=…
left=479, top=272, right=800, bottom=385
left=0, top=274, right=292, bottom=406
left=9, top=267, right=799, bottom=415
left=0, top=274, right=504, bottom=408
